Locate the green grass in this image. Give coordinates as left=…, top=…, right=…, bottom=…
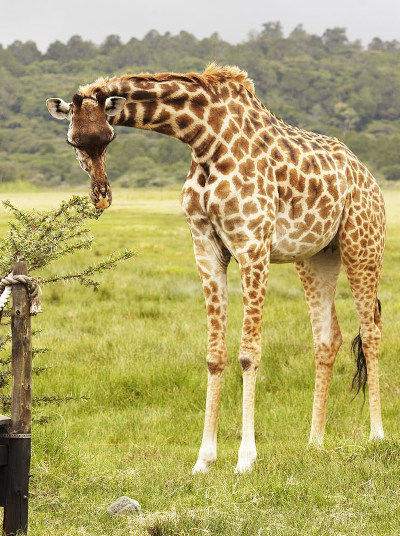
left=1, top=188, right=400, bottom=536
left=0, top=181, right=40, bottom=193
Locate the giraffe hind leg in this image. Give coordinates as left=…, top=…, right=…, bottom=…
left=339, top=185, right=385, bottom=440
left=341, top=264, right=384, bottom=439
left=295, top=245, right=342, bottom=445
left=350, top=297, right=383, bottom=399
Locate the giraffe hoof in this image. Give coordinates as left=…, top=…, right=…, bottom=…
left=234, top=459, right=255, bottom=474
left=192, top=459, right=212, bottom=474
left=235, top=448, right=257, bottom=474
left=308, top=437, right=324, bottom=449
left=369, top=430, right=385, bottom=441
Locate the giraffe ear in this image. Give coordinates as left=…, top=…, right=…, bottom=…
left=105, top=96, right=126, bottom=116
left=46, top=98, right=72, bottom=120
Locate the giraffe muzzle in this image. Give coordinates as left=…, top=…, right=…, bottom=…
left=90, top=183, right=112, bottom=210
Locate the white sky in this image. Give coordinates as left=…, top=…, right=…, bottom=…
left=1, top=0, right=399, bottom=51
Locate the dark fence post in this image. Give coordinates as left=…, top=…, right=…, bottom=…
left=2, top=261, right=32, bottom=535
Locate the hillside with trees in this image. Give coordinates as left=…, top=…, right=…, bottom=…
left=1, top=23, right=400, bottom=188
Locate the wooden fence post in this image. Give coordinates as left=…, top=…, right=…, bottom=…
left=2, top=261, right=32, bottom=535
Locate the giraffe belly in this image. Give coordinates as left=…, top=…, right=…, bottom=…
left=270, top=216, right=341, bottom=263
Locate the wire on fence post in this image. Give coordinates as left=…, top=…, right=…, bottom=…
left=0, top=273, right=41, bottom=318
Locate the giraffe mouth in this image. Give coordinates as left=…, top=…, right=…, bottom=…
left=90, top=183, right=112, bottom=210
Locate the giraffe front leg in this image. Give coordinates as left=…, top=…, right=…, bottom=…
left=191, top=235, right=230, bottom=474
left=235, top=249, right=269, bottom=474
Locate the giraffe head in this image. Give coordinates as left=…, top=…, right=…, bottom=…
left=46, top=91, right=126, bottom=210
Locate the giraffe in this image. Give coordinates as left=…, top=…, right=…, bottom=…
left=46, top=64, right=386, bottom=473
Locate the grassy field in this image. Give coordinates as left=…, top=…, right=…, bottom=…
left=1, top=187, right=400, bottom=536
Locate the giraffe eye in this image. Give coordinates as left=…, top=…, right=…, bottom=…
left=67, top=139, right=83, bottom=150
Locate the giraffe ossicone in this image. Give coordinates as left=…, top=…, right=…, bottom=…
left=47, top=63, right=386, bottom=473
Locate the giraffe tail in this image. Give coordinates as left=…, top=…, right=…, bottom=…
left=351, top=298, right=381, bottom=400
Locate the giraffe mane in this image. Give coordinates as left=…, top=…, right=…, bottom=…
left=78, top=63, right=255, bottom=98
left=201, top=63, right=255, bottom=95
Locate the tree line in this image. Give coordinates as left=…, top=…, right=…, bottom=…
left=1, top=22, right=400, bottom=188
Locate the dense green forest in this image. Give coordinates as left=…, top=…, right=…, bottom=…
left=1, top=23, right=400, bottom=188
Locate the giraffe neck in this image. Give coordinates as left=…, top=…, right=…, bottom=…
left=95, top=76, right=277, bottom=164
left=100, top=77, right=210, bottom=150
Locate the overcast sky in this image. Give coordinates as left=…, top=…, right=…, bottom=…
left=1, top=0, right=399, bottom=51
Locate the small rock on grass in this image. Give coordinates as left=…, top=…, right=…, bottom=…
left=108, top=496, right=142, bottom=516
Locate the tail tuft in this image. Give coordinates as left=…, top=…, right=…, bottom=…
left=351, top=298, right=381, bottom=401
left=351, top=331, right=367, bottom=400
